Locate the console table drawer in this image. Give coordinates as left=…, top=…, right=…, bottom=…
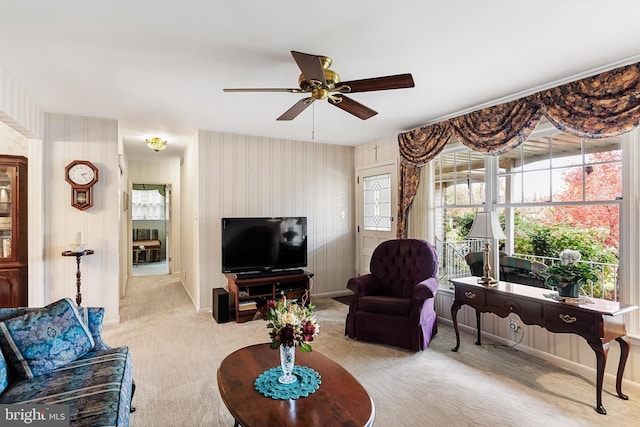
left=487, top=293, right=543, bottom=318
left=455, top=286, right=486, bottom=306
left=545, top=305, right=596, bottom=336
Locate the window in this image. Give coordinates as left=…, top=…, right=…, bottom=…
left=363, top=173, right=392, bottom=231
left=132, top=189, right=166, bottom=221
left=498, top=132, right=621, bottom=205
left=434, top=149, right=487, bottom=208
left=434, top=125, right=623, bottom=300
left=433, top=147, right=486, bottom=248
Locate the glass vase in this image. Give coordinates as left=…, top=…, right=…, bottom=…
left=279, top=344, right=297, bottom=384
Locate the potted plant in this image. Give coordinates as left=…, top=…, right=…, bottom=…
left=541, top=249, right=599, bottom=298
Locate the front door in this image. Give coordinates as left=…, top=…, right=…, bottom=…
left=356, top=162, right=397, bottom=275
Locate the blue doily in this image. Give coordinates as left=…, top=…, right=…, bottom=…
left=254, top=365, right=321, bottom=400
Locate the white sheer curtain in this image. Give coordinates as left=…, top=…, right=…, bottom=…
left=132, top=190, right=165, bottom=220
left=407, top=163, right=435, bottom=242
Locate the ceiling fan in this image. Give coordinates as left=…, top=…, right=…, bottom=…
left=223, top=51, right=415, bottom=121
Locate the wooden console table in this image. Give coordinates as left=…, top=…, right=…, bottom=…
left=450, top=276, right=638, bottom=415
left=218, top=343, right=375, bottom=427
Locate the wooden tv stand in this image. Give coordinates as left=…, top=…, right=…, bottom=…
left=225, top=271, right=313, bottom=323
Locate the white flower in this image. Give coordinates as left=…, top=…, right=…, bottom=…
left=279, top=311, right=300, bottom=326
left=559, top=249, right=581, bottom=266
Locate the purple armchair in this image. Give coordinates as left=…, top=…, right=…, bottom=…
left=345, top=239, right=439, bottom=351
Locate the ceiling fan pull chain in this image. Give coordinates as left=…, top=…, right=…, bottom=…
left=312, top=102, right=315, bottom=140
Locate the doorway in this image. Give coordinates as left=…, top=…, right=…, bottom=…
left=356, top=161, right=397, bottom=275
left=131, top=183, right=171, bottom=276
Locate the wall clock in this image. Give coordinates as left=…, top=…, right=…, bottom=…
left=65, top=160, right=99, bottom=211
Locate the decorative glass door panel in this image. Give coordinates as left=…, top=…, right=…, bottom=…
left=357, top=162, right=397, bottom=275
left=363, top=173, right=392, bottom=231
left=0, top=155, right=27, bottom=307
left=0, top=166, right=14, bottom=259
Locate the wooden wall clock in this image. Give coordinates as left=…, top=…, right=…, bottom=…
left=65, top=160, right=99, bottom=211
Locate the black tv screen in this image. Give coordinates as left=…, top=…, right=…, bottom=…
left=221, top=217, right=307, bottom=273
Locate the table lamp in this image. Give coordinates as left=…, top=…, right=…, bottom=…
left=467, top=211, right=506, bottom=286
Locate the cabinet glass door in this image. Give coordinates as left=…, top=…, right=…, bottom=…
left=0, top=166, right=13, bottom=259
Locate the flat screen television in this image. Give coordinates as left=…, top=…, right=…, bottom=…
left=221, top=217, right=307, bottom=274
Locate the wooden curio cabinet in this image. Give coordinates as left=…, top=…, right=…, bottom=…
left=0, top=155, right=27, bottom=307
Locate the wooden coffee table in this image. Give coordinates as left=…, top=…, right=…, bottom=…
left=217, top=343, right=375, bottom=427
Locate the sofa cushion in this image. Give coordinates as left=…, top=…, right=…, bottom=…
left=0, top=350, right=7, bottom=394
left=78, top=307, right=110, bottom=351
left=0, top=306, right=109, bottom=352
left=0, top=308, right=23, bottom=322
left=0, top=346, right=133, bottom=426
left=0, top=298, right=95, bottom=379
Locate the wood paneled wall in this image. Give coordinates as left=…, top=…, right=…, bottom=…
left=0, top=120, right=28, bottom=155
left=354, top=135, right=398, bottom=166
left=0, top=67, right=42, bottom=139
left=191, top=131, right=356, bottom=311
left=43, top=113, right=120, bottom=321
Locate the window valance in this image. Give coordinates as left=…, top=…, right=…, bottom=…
left=395, top=61, right=640, bottom=238
left=539, top=64, right=640, bottom=139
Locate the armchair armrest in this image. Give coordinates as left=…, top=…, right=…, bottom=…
left=413, top=277, right=439, bottom=300
left=347, top=274, right=380, bottom=297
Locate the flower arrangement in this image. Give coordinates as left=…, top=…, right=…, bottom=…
left=255, top=294, right=319, bottom=352
left=541, top=249, right=599, bottom=289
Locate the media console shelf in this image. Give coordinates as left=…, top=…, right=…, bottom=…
left=225, top=271, right=313, bottom=323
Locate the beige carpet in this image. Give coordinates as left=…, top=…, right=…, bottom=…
left=103, top=275, right=640, bottom=427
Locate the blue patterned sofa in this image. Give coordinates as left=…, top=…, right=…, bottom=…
left=0, top=298, right=134, bottom=426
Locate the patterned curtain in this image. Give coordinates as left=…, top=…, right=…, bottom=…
left=538, top=62, right=640, bottom=139
left=399, top=121, right=453, bottom=164
left=396, top=122, right=453, bottom=238
left=396, top=60, right=640, bottom=239
left=397, top=162, right=421, bottom=239
left=450, top=96, right=543, bottom=155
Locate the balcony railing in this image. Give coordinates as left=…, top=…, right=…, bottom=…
left=437, top=239, right=619, bottom=301
left=436, top=238, right=483, bottom=282
left=511, top=253, right=619, bottom=301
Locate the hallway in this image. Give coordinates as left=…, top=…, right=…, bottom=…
left=132, top=260, right=169, bottom=276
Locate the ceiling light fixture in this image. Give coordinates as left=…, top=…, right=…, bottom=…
left=146, top=137, right=167, bottom=152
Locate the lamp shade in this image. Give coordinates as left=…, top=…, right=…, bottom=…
left=467, top=211, right=506, bottom=240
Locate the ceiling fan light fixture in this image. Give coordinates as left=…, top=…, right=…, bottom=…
left=224, top=50, right=415, bottom=121
left=146, top=137, right=167, bottom=152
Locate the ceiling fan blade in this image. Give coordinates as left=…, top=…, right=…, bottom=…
left=291, top=51, right=326, bottom=85
left=329, top=95, right=378, bottom=120
left=338, top=73, right=415, bottom=93
left=223, top=88, right=303, bottom=93
left=277, top=97, right=315, bottom=121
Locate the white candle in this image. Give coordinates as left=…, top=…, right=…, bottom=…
left=74, top=232, right=82, bottom=246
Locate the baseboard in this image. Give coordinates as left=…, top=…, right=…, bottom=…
left=437, top=317, right=640, bottom=392
left=103, top=316, right=121, bottom=327
left=313, top=290, right=354, bottom=298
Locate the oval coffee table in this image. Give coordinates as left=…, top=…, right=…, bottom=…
left=217, top=343, right=375, bottom=427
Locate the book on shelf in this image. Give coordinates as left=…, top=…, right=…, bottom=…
left=238, top=300, right=257, bottom=311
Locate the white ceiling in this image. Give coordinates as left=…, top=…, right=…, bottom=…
left=1, top=1, right=640, bottom=159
